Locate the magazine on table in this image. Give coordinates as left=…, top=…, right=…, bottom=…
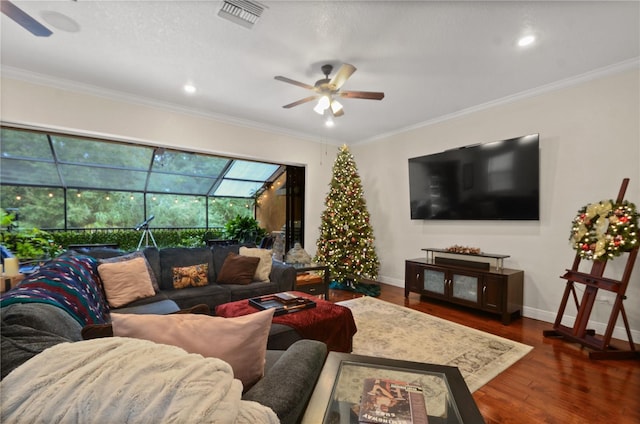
left=358, top=378, right=428, bottom=424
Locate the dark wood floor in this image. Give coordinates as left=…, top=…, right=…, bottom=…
left=327, top=283, right=640, bottom=424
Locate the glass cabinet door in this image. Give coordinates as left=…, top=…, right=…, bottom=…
left=424, top=269, right=446, bottom=295
left=451, top=273, right=479, bottom=304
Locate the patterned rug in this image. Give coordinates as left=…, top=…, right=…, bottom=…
left=337, top=296, right=533, bottom=393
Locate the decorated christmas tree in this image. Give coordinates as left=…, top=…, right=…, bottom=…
left=315, top=145, right=379, bottom=289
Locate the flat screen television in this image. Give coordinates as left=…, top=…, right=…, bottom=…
left=408, top=134, right=540, bottom=220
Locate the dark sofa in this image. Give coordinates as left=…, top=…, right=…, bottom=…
left=0, top=251, right=325, bottom=424
left=78, top=244, right=297, bottom=313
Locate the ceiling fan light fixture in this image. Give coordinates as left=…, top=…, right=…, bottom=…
left=314, top=95, right=330, bottom=114
left=276, top=63, right=383, bottom=117
left=330, top=99, right=343, bottom=114
left=325, top=115, right=335, bottom=127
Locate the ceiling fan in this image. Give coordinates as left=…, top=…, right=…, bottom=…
left=1, top=0, right=52, bottom=37
left=275, top=63, right=384, bottom=118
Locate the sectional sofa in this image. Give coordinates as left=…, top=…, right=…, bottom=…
left=0, top=248, right=326, bottom=424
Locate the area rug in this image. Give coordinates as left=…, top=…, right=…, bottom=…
left=336, top=296, right=533, bottom=393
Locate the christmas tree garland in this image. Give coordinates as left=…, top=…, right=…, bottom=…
left=569, top=199, right=638, bottom=261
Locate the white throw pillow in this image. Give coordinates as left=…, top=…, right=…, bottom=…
left=239, top=247, right=273, bottom=282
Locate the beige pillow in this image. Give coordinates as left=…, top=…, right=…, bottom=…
left=111, top=308, right=275, bottom=389
left=239, top=247, right=273, bottom=282
left=98, top=257, right=156, bottom=308
left=99, top=251, right=159, bottom=292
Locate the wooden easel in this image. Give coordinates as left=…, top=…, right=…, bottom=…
left=543, top=178, right=639, bottom=360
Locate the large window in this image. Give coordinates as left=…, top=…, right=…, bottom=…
left=0, top=127, right=283, bottom=230
left=146, top=193, right=207, bottom=228
left=66, top=190, right=145, bottom=229
left=0, top=186, right=65, bottom=229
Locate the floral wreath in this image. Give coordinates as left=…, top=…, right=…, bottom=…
left=569, top=199, right=638, bottom=261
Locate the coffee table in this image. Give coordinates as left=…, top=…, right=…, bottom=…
left=302, top=352, right=485, bottom=424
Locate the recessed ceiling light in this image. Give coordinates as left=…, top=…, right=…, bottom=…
left=41, top=11, right=80, bottom=33
left=183, top=84, right=196, bottom=94
left=518, top=35, right=536, bottom=47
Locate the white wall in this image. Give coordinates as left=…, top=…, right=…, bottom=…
left=352, top=68, right=640, bottom=340
left=0, top=76, right=334, bottom=255
left=2, top=68, right=639, bottom=341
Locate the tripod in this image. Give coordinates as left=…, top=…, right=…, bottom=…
left=136, top=225, right=158, bottom=250
left=135, top=215, right=158, bottom=250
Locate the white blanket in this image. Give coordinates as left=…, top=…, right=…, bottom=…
left=1, top=337, right=279, bottom=424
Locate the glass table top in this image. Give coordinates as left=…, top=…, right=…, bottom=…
left=302, top=353, right=485, bottom=424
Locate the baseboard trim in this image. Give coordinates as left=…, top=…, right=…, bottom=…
left=524, top=306, right=639, bottom=344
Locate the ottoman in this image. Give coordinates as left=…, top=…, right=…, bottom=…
left=216, top=291, right=357, bottom=352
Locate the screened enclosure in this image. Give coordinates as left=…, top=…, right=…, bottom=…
left=0, top=126, right=303, bottom=240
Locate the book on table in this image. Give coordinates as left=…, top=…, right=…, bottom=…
left=248, top=292, right=316, bottom=316
left=358, top=378, right=428, bottom=424
left=274, top=291, right=300, bottom=304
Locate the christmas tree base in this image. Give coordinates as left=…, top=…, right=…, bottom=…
left=329, top=280, right=380, bottom=297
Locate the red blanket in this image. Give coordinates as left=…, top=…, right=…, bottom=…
left=215, top=292, right=357, bottom=352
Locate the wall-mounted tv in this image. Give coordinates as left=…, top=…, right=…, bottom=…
left=408, top=134, right=540, bottom=220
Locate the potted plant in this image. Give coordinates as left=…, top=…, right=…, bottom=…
left=1, top=210, right=63, bottom=260
left=224, top=215, right=267, bottom=244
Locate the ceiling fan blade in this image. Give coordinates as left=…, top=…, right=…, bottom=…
left=1, top=0, right=52, bottom=37
left=274, top=76, right=315, bottom=90
left=330, top=63, right=356, bottom=90
left=339, top=90, right=385, bottom=100
left=282, top=96, right=318, bottom=109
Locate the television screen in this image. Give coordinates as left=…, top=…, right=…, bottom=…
left=408, top=134, right=540, bottom=220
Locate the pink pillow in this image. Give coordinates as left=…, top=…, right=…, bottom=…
left=111, top=308, right=275, bottom=389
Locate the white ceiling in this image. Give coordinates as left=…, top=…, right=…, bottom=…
left=1, top=1, right=639, bottom=145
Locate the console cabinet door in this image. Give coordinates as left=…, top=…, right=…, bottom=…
left=450, top=272, right=481, bottom=306
left=482, top=275, right=504, bottom=313
left=405, top=261, right=423, bottom=296
left=423, top=267, right=448, bottom=300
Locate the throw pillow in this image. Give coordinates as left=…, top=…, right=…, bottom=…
left=81, top=304, right=211, bottom=340
left=172, top=263, right=209, bottom=289
left=97, top=257, right=156, bottom=308
left=239, top=247, right=273, bottom=282
left=111, top=308, right=275, bottom=389
left=99, top=251, right=160, bottom=292
left=216, top=253, right=260, bottom=285
left=159, top=248, right=214, bottom=291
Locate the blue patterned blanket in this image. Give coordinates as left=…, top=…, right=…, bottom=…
left=1, top=254, right=110, bottom=326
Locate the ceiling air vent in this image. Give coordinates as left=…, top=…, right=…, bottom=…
left=218, top=0, right=266, bottom=29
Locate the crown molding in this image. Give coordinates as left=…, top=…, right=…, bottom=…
left=356, top=58, right=640, bottom=146
left=3, top=58, right=638, bottom=148
left=0, top=66, right=330, bottom=145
